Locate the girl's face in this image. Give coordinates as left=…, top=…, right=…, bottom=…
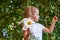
left=32, top=9, right=40, bottom=22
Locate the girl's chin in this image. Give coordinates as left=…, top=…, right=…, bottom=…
left=33, top=19, right=39, bottom=22
left=35, top=20, right=39, bottom=22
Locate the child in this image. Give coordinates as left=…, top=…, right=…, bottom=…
left=17, top=6, right=58, bottom=40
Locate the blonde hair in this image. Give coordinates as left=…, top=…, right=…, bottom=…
left=23, top=6, right=39, bottom=18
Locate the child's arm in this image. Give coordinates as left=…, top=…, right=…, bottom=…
left=43, top=16, right=58, bottom=33
left=23, top=28, right=30, bottom=40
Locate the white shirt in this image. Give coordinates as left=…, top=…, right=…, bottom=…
left=22, top=18, right=45, bottom=40
left=29, top=23, right=45, bottom=40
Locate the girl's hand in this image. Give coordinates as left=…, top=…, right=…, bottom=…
left=52, top=16, right=58, bottom=23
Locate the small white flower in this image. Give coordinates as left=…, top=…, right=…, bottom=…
left=10, top=0, right=13, bottom=3
left=8, top=23, right=16, bottom=30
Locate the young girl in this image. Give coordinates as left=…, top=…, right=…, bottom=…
left=17, top=6, right=58, bottom=40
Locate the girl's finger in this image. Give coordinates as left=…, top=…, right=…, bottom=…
left=54, top=16, right=57, bottom=20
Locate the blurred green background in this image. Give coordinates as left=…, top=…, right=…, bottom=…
left=0, top=0, right=60, bottom=40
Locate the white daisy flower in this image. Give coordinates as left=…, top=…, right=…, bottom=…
left=23, top=18, right=35, bottom=29
left=17, top=18, right=35, bottom=30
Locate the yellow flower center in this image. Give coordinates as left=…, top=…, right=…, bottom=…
left=27, top=21, right=32, bottom=25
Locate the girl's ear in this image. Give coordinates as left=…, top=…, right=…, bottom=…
left=29, top=7, right=32, bottom=17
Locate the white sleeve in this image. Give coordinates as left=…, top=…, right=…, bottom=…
left=39, top=23, right=45, bottom=30
left=41, top=25, right=45, bottom=31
